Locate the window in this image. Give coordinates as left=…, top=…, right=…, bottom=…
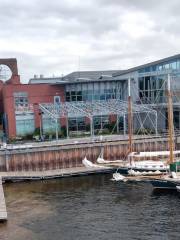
left=139, top=77, right=144, bottom=90
left=174, top=111, right=179, bottom=130
left=93, top=116, right=109, bottom=130
left=171, top=61, right=177, bottom=70
left=65, top=81, right=124, bottom=102
left=164, top=63, right=169, bottom=69
left=54, top=96, right=61, bottom=105
left=68, top=117, right=86, bottom=131
left=42, top=117, right=60, bottom=134
left=14, top=92, right=28, bottom=107
left=138, top=75, right=166, bottom=103
left=16, top=114, right=35, bottom=136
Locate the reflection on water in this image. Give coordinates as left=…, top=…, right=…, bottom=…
left=0, top=174, right=180, bottom=240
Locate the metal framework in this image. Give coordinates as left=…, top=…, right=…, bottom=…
left=136, top=71, right=180, bottom=134
left=39, top=99, right=157, bottom=139
left=39, top=99, right=157, bottom=118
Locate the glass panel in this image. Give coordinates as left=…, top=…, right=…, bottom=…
left=87, top=83, right=93, bottom=90
left=139, top=77, right=144, bottom=90
left=68, top=117, right=86, bottom=131
left=164, top=63, right=169, bottom=69
left=76, top=84, right=82, bottom=91
left=71, top=95, right=76, bottom=101
left=93, top=116, right=109, bottom=130
left=152, top=65, right=157, bottom=71
left=171, top=61, right=177, bottom=70
left=177, top=60, right=180, bottom=69
left=42, top=117, right=60, bottom=133
left=16, top=118, right=35, bottom=136
left=77, top=95, right=82, bottom=101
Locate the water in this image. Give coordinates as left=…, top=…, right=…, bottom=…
left=0, top=174, right=180, bottom=240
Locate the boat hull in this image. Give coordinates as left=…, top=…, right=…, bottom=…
left=117, top=167, right=167, bottom=175
left=150, top=179, right=180, bottom=190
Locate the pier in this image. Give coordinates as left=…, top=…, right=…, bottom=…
left=0, top=166, right=114, bottom=182
left=0, top=177, right=7, bottom=221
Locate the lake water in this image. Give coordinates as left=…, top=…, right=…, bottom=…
left=0, top=174, right=180, bottom=240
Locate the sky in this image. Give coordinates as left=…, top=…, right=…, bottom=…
left=1, top=0, right=180, bottom=82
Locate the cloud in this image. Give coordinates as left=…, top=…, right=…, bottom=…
left=0, top=0, right=180, bottom=82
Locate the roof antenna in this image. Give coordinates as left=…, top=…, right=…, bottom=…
left=78, top=56, right=80, bottom=78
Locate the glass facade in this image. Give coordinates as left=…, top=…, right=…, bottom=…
left=137, top=57, right=180, bottom=131
left=139, top=75, right=165, bottom=103
left=65, top=81, right=124, bottom=133
left=65, top=81, right=125, bottom=102
left=138, top=59, right=180, bottom=74
left=138, top=58, right=180, bottom=104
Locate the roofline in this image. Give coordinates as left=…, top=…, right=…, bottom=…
left=65, top=70, right=120, bottom=74
left=51, top=77, right=127, bottom=85
left=29, top=77, right=62, bottom=81
left=113, top=53, right=180, bottom=77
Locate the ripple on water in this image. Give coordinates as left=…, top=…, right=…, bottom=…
left=0, top=174, right=180, bottom=240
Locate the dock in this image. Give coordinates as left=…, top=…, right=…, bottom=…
left=0, top=166, right=114, bottom=182
left=0, top=177, right=7, bottom=221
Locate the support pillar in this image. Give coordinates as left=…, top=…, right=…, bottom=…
left=123, top=114, right=126, bottom=135
left=117, top=115, right=119, bottom=134
left=90, top=117, right=94, bottom=137
left=66, top=117, right=69, bottom=138
left=5, top=150, right=9, bottom=172
left=55, top=118, right=58, bottom=141
left=155, top=111, right=158, bottom=135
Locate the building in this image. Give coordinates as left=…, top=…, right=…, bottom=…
left=0, top=59, right=65, bottom=139
left=0, top=54, right=180, bottom=140
left=112, top=54, right=180, bottom=131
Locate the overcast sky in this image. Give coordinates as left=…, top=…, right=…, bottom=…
left=1, top=0, right=180, bottom=82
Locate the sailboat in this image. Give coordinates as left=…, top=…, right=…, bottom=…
left=150, top=74, right=180, bottom=189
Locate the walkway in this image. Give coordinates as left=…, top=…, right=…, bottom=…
left=0, top=166, right=115, bottom=182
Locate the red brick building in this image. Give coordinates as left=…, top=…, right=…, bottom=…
left=0, top=59, right=65, bottom=139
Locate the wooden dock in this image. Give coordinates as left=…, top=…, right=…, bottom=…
left=0, top=177, right=7, bottom=221
left=0, top=166, right=114, bottom=182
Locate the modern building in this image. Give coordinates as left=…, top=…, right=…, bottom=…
left=0, top=54, right=180, bottom=140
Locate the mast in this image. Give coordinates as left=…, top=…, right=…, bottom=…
left=167, top=74, right=174, bottom=164
left=128, top=77, right=133, bottom=156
